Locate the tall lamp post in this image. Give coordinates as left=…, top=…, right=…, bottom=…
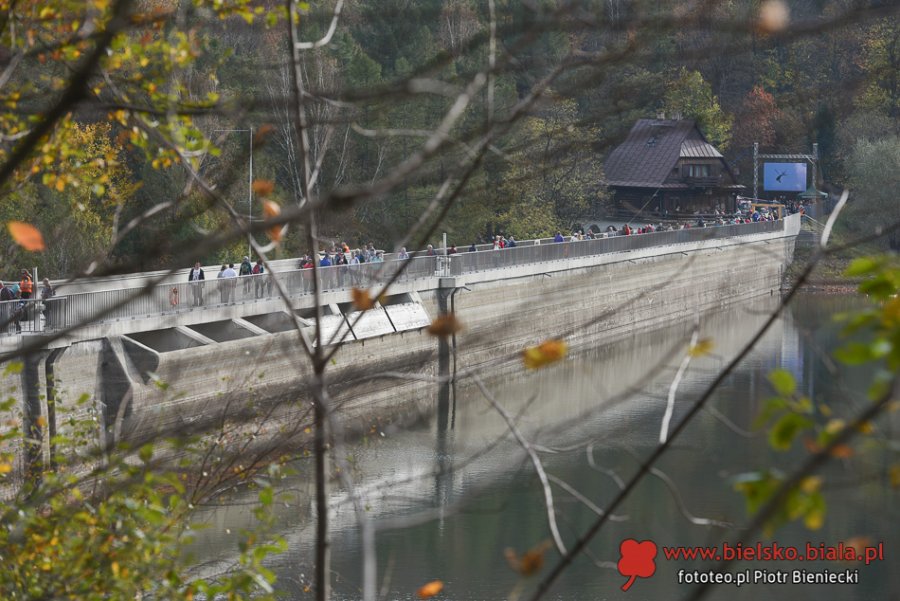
left=213, top=127, right=253, bottom=257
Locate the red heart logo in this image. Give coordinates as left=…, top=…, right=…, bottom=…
left=617, top=538, right=658, bottom=591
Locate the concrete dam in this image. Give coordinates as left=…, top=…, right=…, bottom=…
left=0, top=215, right=801, bottom=477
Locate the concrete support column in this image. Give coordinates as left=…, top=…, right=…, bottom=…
left=436, top=283, right=453, bottom=434
left=44, top=348, right=65, bottom=471
left=21, top=351, right=48, bottom=485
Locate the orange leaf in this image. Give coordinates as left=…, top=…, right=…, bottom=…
left=843, top=536, right=873, bottom=558
left=803, top=438, right=820, bottom=453
left=267, top=226, right=284, bottom=242
left=829, top=444, right=854, bottom=459
left=520, top=543, right=551, bottom=575
left=252, top=179, right=275, bottom=196
left=262, top=200, right=283, bottom=242
left=417, top=580, right=444, bottom=599
left=506, top=540, right=552, bottom=576
left=262, top=199, right=280, bottom=218
left=351, top=288, right=374, bottom=310
left=427, top=313, right=463, bottom=338
left=8, top=221, right=46, bottom=251
left=522, top=339, right=567, bottom=369
left=254, top=124, right=276, bottom=146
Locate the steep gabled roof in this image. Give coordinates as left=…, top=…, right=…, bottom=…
left=604, top=119, right=700, bottom=188
left=680, top=138, right=722, bottom=158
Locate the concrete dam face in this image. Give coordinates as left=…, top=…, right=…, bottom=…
left=0, top=216, right=800, bottom=477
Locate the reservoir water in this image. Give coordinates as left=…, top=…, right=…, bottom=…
left=196, top=292, right=898, bottom=600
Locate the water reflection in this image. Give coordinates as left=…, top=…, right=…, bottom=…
left=193, top=293, right=898, bottom=601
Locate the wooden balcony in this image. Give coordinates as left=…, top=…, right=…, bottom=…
left=684, top=174, right=722, bottom=187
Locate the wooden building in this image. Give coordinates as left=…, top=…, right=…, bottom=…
left=604, top=119, right=743, bottom=217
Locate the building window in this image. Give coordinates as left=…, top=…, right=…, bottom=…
left=687, top=164, right=710, bottom=178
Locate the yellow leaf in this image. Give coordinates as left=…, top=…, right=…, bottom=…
left=825, top=419, right=845, bottom=435
left=35, top=416, right=47, bottom=428
left=856, top=421, right=874, bottom=435
left=351, top=288, right=374, bottom=311
left=0, top=463, right=11, bottom=474
left=804, top=508, right=824, bottom=530
left=688, top=338, right=714, bottom=357
left=799, top=476, right=822, bottom=494
left=8, top=221, right=46, bottom=251
left=889, top=464, right=900, bottom=488
left=522, top=339, right=567, bottom=369
left=417, top=580, right=444, bottom=599
left=426, top=314, right=463, bottom=338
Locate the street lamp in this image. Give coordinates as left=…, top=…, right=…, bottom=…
left=213, top=127, right=253, bottom=257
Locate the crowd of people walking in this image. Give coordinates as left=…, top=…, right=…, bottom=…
left=0, top=270, right=55, bottom=333
left=0, top=212, right=783, bottom=334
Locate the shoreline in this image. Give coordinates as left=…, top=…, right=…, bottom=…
left=797, top=282, right=861, bottom=295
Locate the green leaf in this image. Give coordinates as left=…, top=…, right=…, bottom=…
left=769, top=413, right=814, bottom=451
left=844, top=257, right=881, bottom=277
left=767, top=369, right=796, bottom=396
left=733, top=470, right=781, bottom=514
left=792, top=395, right=814, bottom=414
left=839, top=311, right=877, bottom=336
left=139, top=444, right=154, bottom=463
left=3, top=361, right=23, bottom=375
left=753, top=396, right=788, bottom=429
left=834, top=342, right=878, bottom=365
left=868, top=370, right=893, bottom=400
left=859, top=276, right=896, bottom=300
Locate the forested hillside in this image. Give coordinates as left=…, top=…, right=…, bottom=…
left=1, top=0, right=897, bottom=277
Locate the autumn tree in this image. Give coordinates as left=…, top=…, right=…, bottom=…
left=497, top=99, right=605, bottom=238
left=663, top=67, right=733, bottom=149
left=732, top=85, right=780, bottom=151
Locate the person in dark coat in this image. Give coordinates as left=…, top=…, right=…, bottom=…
left=0, top=282, right=19, bottom=332
left=40, top=278, right=55, bottom=327
left=188, top=262, right=205, bottom=306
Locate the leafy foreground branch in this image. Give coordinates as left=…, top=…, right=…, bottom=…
left=0, top=398, right=288, bottom=600
left=687, top=254, right=900, bottom=601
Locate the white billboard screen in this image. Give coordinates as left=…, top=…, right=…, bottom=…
left=764, top=162, right=807, bottom=192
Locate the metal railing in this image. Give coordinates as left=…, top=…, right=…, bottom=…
left=5, top=218, right=786, bottom=336
left=0, top=299, right=63, bottom=335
